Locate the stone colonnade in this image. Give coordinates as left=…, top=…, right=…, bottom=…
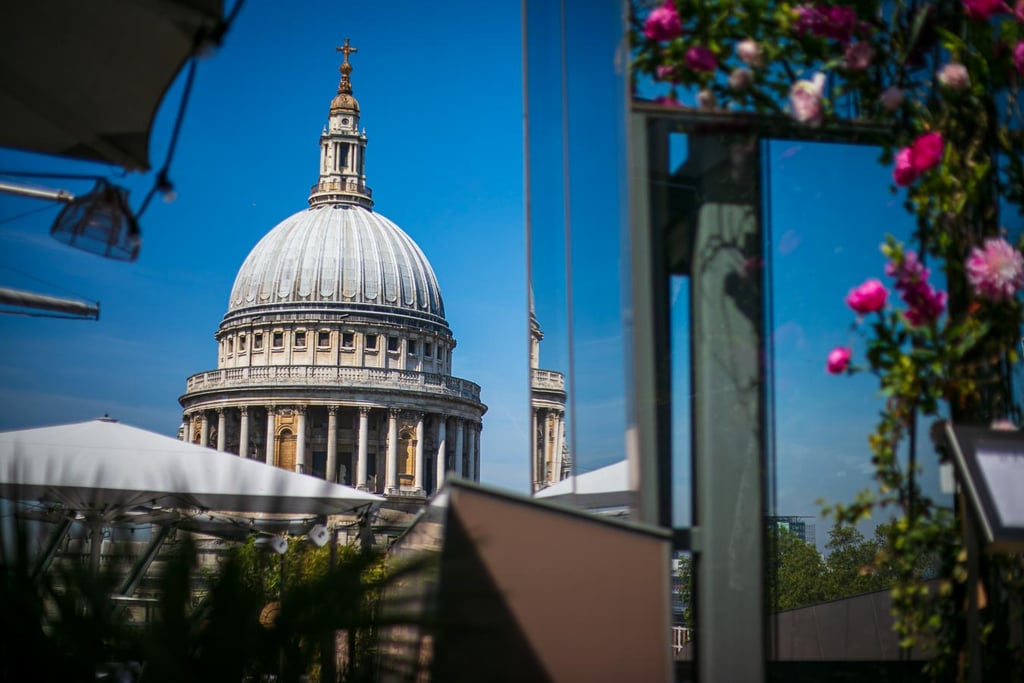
left=532, top=406, right=565, bottom=493
left=182, top=404, right=481, bottom=496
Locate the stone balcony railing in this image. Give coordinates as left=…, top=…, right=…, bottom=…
left=531, top=368, right=566, bottom=392
left=184, top=365, right=482, bottom=403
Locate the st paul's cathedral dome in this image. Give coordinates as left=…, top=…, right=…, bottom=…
left=179, top=40, right=486, bottom=501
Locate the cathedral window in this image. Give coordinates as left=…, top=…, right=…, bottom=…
left=227, top=338, right=233, bottom=354
left=408, top=340, right=417, bottom=355
left=342, top=332, right=354, bottom=349
left=272, top=331, right=284, bottom=349
left=238, top=335, right=247, bottom=352
left=365, top=334, right=378, bottom=351
left=253, top=333, right=264, bottom=351
left=387, top=336, right=399, bottom=352
left=425, top=342, right=433, bottom=357
left=294, top=330, right=307, bottom=348
left=317, top=330, right=330, bottom=348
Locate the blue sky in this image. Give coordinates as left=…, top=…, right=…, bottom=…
left=0, top=1, right=530, bottom=491
left=0, top=1, right=963, bottom=536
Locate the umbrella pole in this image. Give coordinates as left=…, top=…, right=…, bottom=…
left=89, top=519, right=103, bottom=574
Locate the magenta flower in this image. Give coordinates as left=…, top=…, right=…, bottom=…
left=910, top=132, right=944, bottom=173
left=827, top=347, right=852, bottom=374
left=685, top=46, right=717, bottom=73
left=886, top=250, right=947, bottom=326
left=893, top=148, right=917, bottom=186
left=892, top=132, right=944, bottom=186
left=843, top=41, right=874, bottom=70
left=827, top=348, right=851, bottom=374
left=789, top=73, right=826, bottom=126
left=644, top=3, right=683, bottom=41
left=846, top=278, right=889, bottom=314
left=652, top=95, right=683, bottom=107
left=1014, top=41, right=1024, bottom=75
left=966, top=238, right=1024, bottom=301
left=963, top=0, right=1007, bottom=20
left=655, top=65, right=678, bottom=82
left=795, top=4, right=863, bottom=45
left=937, top=62, right=971, bottom=90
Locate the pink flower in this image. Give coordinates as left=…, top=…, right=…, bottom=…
left=937, top=62, right=971, bottom=90
left=1016, top=0, right=1024, bottom=21
left=880, top=86, right=905, bottom=111
left=686, top=46, right=717, bottom=72
left=644, top=3, right=683, bottom=41
left=910, top=131, right=944, bottom=173
left=652, top=95, right=683, bottom=107
left=966, top=238, right=1024, bottom=301
left=843, top=41, right=874, bottom=70
left=827, top=347, right=852, bottom=374
left=655, top=65, right=678, bottom=82
left=1014, top=41, right=1024, bottom=75
left=789, top=72, right=826, bottom=126
left=886, top=250, right=947, bottom=326
left=736, top=39, right=764, bottom=67
left=729, top=67, right=754, bottom=90
left=697, top=88, right=718, bottom=109
left=893, top=147, right=917, bottom=186
left=963, top=0, right=1007, bottom=20
left=795, top=5, right=864, bottom=45
left=846, top=278, right=889, bottom=314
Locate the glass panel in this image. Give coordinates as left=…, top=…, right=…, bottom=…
left=525, top=0, right=629, bottom=504
left=762, top=139, right=953, bottom=672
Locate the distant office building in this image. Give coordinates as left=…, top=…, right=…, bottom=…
left=178, top=42, right=486, bottom=500
left=768, top=516, right=816, bottom=546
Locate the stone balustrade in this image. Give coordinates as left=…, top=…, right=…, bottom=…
left=531, top=368, right=566, bottom=392
left=184, top=365, right=482, bottom=402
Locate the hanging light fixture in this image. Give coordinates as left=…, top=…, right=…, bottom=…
left=50, top=179, right=140, bottom=262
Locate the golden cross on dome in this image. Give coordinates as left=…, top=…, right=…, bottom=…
left=336, top=38, right=357, bottom=66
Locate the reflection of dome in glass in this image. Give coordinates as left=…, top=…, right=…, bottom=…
left=227, top=203, right=446, bottom=325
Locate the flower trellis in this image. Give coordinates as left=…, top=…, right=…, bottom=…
left=633, top=0, right=1024, bottom=677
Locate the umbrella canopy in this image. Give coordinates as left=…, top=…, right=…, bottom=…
left=0, top=419, right=382, bottom=519
left=0, top=0, right=225, bottom=170
left=534, top=460, right=633, bottom=511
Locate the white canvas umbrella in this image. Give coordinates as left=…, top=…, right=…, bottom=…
left=534, top=460, right=633, bottom=511
left=0, top=418, right=383, bottom=518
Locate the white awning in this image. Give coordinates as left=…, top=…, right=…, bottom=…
left=535, top=460, right=632, bottom=510
left=0, top=418, right=382, bottom=519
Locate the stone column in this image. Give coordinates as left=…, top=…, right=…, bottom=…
left=552, top=412, right=564, bottom=483
left=386, top=408, right=399, bottom=493
left=216, top=409, right=226, bottom=452
left=238, top=406, right=249, bottom=458
left=199, top=413, right=209, bottom=449
left=413, top=412, right=425, bottom=492
left=295, top=406, right=307, bottom=473
left=467, top=422, right=479, bottom=481
left=542, top=411, right=553, bottom=484
left=475, top=422, right=482, bottom=480
left=454, top=418, right=465, bottom=478
left=531, top=409, right=539, bottom=489
left=265, top=407, right=276, bottom=466
left=434, top=416, right=447, bottom=493
left=184, top=414, right=193, bottom=443
left=326, top=406, right=338, bottom=482
left=357, top=407, right=370, bottom=490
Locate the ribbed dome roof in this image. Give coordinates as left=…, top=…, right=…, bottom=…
left=228, top=203, right=446, bottom=323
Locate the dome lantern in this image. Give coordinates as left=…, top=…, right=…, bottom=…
left=310, top=38, right=372, bottom=209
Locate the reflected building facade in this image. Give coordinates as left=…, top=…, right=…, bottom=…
left=178, top=42, right=486, bottom=500
left=529, top=297, right=569, bottom=492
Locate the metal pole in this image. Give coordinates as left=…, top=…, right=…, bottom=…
left=0, top=180, right=75, bottom=202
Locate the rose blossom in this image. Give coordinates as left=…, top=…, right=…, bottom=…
left=736, top=39, right=764, bottom=67
left=686, top=46, right=717, bottom=72
left=963, top=0, right=1007, bottom=20
left=892, top=148, right=917, bottom=186
left=843, top=42, right=874, bottom=70
left=655, top=65, right=678, bottom=82
left=653, top=95, right=683, bottom=107
left=789, top=72, right=826, bottom=126
left=827, top=347, right=852, bottom=374
left=966, top=237, right=1024, bottom=301
left=644, top=2, right=683, bottom=41
left=881, top=86, right=905, bottom=111
left=937, top=62, right=971, bottom=90
left=729, top=67, right=754, bottom=91
left=910, top=131, right=944, bottom=173
left=1014, top=41, right=1024, bottom=75
left=846, top=278, right=889, bottom=314
left=886, top=250, right=947, bottom=326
